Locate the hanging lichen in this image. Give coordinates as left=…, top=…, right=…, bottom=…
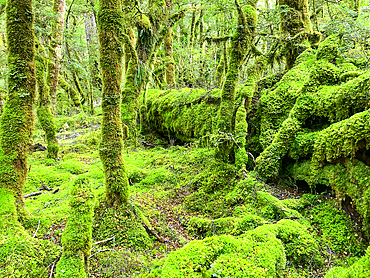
left=0, top=0, right=37, bottom=219
left=55, top=177, right=94, bottom=277
left=98, top=0, right=129, bottom=206
left=35, top=40, right=59, bottom=159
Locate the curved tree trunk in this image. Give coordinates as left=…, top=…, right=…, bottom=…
left=98, top=0, right=129, bottom=206
left=0, top=0, right=37, bottom=220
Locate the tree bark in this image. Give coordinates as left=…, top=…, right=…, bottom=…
left=98, top=0, right=129, bottom=206
left=0, top=0, right=37, bottom=220
left=48, top=0, right=65, bottom=113
left=35, top=40, right=59, bottom=159
left=164, top=28, right=175, bottom=85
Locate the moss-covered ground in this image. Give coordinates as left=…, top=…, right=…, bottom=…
left=3, top=110, right=368, bottom=277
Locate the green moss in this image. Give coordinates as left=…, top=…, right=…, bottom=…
left=215, top=0, right=255, bottom=161
left=35, top=40, right=59, bottom=159
left=0, top=0, right=37, bottom=218
left=59, top=75, right=82, bottom=108
left=59, top=159, right=88, bottom=175
left=93, top=201, right=153, bottom=250
left=249, top=219, right=322, bottom=267
left=160, top=233, right=285, bottom=278
left=98, top=0, right=129, bottom=206
left=187, top=214, right=265, bottom=238
left=256, top=45, right=370, bottom=179
left=316, top=35, right=340, bottom=62
left=145, top=88, right=221, bottom=141
left=325, top=247, right=370, bottom=278
left=121, top=32, right=140, bottom=147
left=310, top=199, right=365, bottom=256
left=215, top=42, right=227, bottom=87
left=290, top=158, right=370, bottom=239
left=0, top=187, right=61, bottom=277
left=55, top=177, right=95, bottom=277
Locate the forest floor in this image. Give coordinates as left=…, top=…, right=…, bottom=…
left=21, top=114, right=367, bottom=277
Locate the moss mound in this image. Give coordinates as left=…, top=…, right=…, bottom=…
left=93, top=201, right=153, bottom=251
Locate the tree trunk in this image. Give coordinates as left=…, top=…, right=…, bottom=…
left=35, top=40, right=59, bottom=159
left=164, top=28, right=175, bottom=86
left=48, top=0, right=65, bottom=113
left=278, top=0, right=313, bottom=69
left=55, top=178, right=94, bottom=277
left=215, top=0, right=256, bottom=161
left=84, top=9, right=101, bottom=114
left=122, top=35, right=140, bottom=147
left=98, top=0, right=129, bottom=206
left=0, top=0, right=37, bottom=220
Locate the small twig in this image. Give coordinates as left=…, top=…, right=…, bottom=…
left=24, top=191, right=42, bottom=198
left=49, top=261, right=56, bottom=278
left=52, top=188, right=59, bottom=194
left=93, top=236, right=115, bottom=245
left=32, top=220, right=40, bottom=238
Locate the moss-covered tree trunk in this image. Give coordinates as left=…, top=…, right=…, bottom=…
left=84, top=8, right=101, bottom=114
left=215, top=0, right=255, bottom=161
left=55, top=178, right=94, bottom=278
left=164, top=27, right=175, bottom=86
left=48, top=0, right=65, bottom=112
left=215, top=41, right=228, bottom=87
left=36, top=41, right=59, bottom=159
left=278, top=0, right=313, bottom=69
left=0, top=0, right=37, bottom=219
left=98, top=0, right=129, bottom=206
left=59, top=75, right=82, bottom=108
left=122, top=34, right=139, bottom=147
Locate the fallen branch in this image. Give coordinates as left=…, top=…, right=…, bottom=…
left=93, top=236, right=115, bottom=245
left=32, top=220, right=40, bottom=238
left=24, top=191, right=42, bottom=198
